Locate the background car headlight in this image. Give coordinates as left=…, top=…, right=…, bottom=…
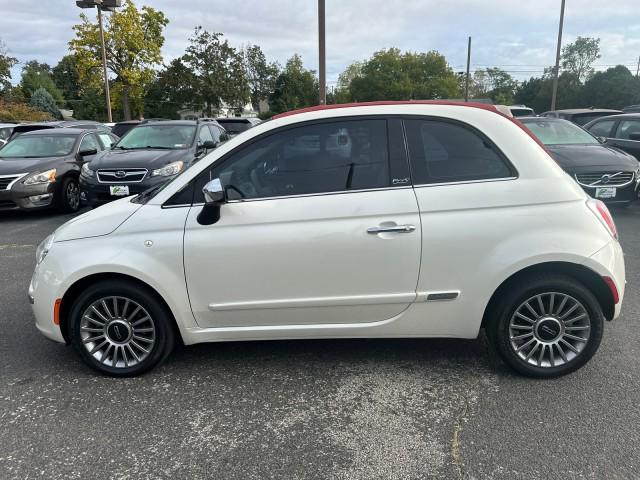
left=151, top=161, right=184, bottom=177
left=81, top=163, right=94, bottom=177
left=36, top=234, right=54, bottom=265
left=24, top=168, right=57, bottom=185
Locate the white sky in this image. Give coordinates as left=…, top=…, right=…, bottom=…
left=1, top=0, right=639, bottom=85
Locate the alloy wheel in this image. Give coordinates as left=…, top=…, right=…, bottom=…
left=508, top=292, right=591, bottom=368
left=66, top=180, right=80, bottom=210
left=79, top=296, right=156, bottom=368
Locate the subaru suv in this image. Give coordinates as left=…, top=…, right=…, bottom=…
left=80, top=119, right=228, bottom=207
left=29, top=101, right=624, bottom=378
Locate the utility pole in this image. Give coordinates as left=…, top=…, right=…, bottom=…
left=636, top=56, right=640, bottom=77
left=464, top=36, right=471, bottom=102
left=550, top=0, right=566, bottom=111
left=318, top=0, right=326, bottom=105
left=76, top=0, right=121, bottom=122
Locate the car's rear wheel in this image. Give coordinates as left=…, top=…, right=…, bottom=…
left=488, top=274, right=604, bottom=378
left=58, top=177, right=80, bottom=213
left=68, top=280, right=175, bottom=376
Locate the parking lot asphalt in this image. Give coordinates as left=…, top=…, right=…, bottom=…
left=0, top=205, right=639, bottom=480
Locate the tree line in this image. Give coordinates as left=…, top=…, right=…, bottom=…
left=0, top=0, right=639, bottom=123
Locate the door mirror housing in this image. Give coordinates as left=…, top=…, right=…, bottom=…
left=198, top=178, right=225, bottom=226
left=596, top=136, right=607, bottom=144
left=203, top=178, right=226, bottom=205
left=79, top=147, right=98, bottom=157
left=198, top=140, right=216, bottom=152
left=628, top=132, right=640, bottom=141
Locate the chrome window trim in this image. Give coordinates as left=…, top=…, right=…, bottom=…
left=413, top=176, right=518, bottom=188
left=0, top=173, right=29, bottom=191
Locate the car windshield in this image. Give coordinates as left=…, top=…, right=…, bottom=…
left=115, top=124, right=196, bottom=150
left=522, top=120, right=599, bottom=146
left=0, top=134, right=76, bottom=158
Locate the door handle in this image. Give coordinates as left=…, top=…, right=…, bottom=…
left=367, top=224, right=416, bottom=234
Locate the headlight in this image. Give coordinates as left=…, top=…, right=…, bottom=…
left=151, top=161, right=184, bottom=177
left=36, top=234, right=54, bottom=265
left=81, top=162, right=94, bottom=177
left=24, top=168, right=56, bottom=185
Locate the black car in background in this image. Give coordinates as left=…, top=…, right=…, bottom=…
left=540, top=108, right=622, bottom=126
left=583, top=113, right=640, bottom=161
left=80, top=119, right=228, bottom=207
left=215, top=117, right=261, bottom=137
left=521, top=117, right=639, bottom=205
left=8, top=120, right=113, bottom=141
left=0, top=128, right=117, bottom=212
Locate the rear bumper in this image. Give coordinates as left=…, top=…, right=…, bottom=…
left=584, top=239, right=626, bottom=320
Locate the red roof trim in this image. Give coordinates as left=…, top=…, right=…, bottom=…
left=271, top=100, right=550, bottom=153
left=271, top=100, right=499, bottom=119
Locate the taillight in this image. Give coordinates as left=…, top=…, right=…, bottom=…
left=587, top=199, right=618, bottom=240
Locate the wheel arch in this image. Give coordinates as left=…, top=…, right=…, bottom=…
left=58, top=272, right=183, bottom=345
left=481, top=261, right=616, bottom=328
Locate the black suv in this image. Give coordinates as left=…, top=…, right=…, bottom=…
left=584, top=113, right=640, bottom=162
left=540, top=108, right=622, bottom=126
left=80, top=120, right=228, bottom=207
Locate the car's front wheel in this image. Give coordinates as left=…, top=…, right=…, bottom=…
left=68, top=280, right=175, bottom=376
left=58, top=177, right=80, bottom=213
left=488, top=274, right=604, bottom=378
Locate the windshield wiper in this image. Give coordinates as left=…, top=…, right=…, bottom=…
left=132, top=183, right=164, bottom=204
left=145, top=145, right=175, bottom=150
left=113, top=146, right=132, bottom=150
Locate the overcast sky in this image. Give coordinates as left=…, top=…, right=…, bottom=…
left=1, top=0, right=639, bottom=86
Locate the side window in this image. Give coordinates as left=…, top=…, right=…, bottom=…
left=79, top=134, right=99, bottom=153
left=98, top=133, right=115, bottom=149
left=588, top=120, right=615, bottom=138
left=208, top=125, right=221, bottom=144
left=615, top=119, right=640, bottom=140
left=196, top=119, right=390, bottom=201
left=198, top=125, right=214, bottom=144
left=405, top=119, right=513, bottom=184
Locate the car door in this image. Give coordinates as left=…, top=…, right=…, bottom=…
left=609, top=118, right=640, bottom=160
left=183, top=117, right=421, bottom=328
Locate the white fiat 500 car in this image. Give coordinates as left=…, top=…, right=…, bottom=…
left=29, top=101, right=625, bottom=378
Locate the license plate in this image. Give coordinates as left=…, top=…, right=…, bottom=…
left=110, top=185, right=130, bottom=196
left=595, top=187, right=616, bottom=199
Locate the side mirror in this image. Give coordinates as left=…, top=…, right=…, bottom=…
left=199, top=140, right=216, bottom=151
left=197, top=178, right=226, bottom=226
left=79, top=148, right=98, bottom=157
left=597, top=136, right=607, bottom=144
left=628, top=132, right=640, bottom=141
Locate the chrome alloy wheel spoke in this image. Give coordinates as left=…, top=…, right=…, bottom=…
left=509, top=292, right=591, bottom=368
left=79, top=296, right=156, bottom=368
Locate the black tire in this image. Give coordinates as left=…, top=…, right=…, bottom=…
left=57, top=176, right=81, bottom=213
left=68, top=280, right=175, bottom=377
left=486, top=273, right=604, bottom=378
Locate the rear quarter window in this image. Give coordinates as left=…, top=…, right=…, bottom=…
left=405, top=119, right=514, bottom=184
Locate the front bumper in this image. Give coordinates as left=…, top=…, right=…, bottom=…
left=29, top=261, right=66, bottom=343
left=0, top=181, right=56, bottom=211
left=80, top=175, right=169, bottom=206
left=577, top=178, right=639, bottom=205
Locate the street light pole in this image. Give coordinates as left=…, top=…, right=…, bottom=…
left=318, top=0, right=326, bottom=105
left=550, top=0, right=566, bottom=111
left=76, top=0, right=120, bottom=122
left=464, top=36, right=471, bottom=102
left=97, top=6, right=113, bottom=122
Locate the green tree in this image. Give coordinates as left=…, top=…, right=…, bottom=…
left=469, top=68, right=517, bottom=104
left=335, top=61, right=363, bottom=103
left=269, top=54, right=318, bottom=114
left=183, top=28, right=248, bottom=116
left=514, top=72, right=583, bottom=113
left=581, top=66, right=640, bottom=110
left=242, top=44, right=279, bottom=112
left=0, top=39, right=18, bottom=95
left=20, top=61, right=64, bottom=103
left=29, top=87, right=60, bottom=119
left=561, top=36, right=600, bottom=83
left=348, top=48, right=460, bottom=102
left=70, top=0, right=168, bottom=120
left=514, top=77, right=545, bottom=109
left=52, top=55, right=81, bottom=107
left=73, top=87, right=107, bottom=121
left=144, top=58, right=199, bottom=119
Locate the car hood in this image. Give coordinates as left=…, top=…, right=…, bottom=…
left=547, top=144, right=639, bottom=172
left=54, top=196, right=142, bottom=242
left=0, top=156, right=65, bottom=175
left=89, top=148, right=188, bottom=170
